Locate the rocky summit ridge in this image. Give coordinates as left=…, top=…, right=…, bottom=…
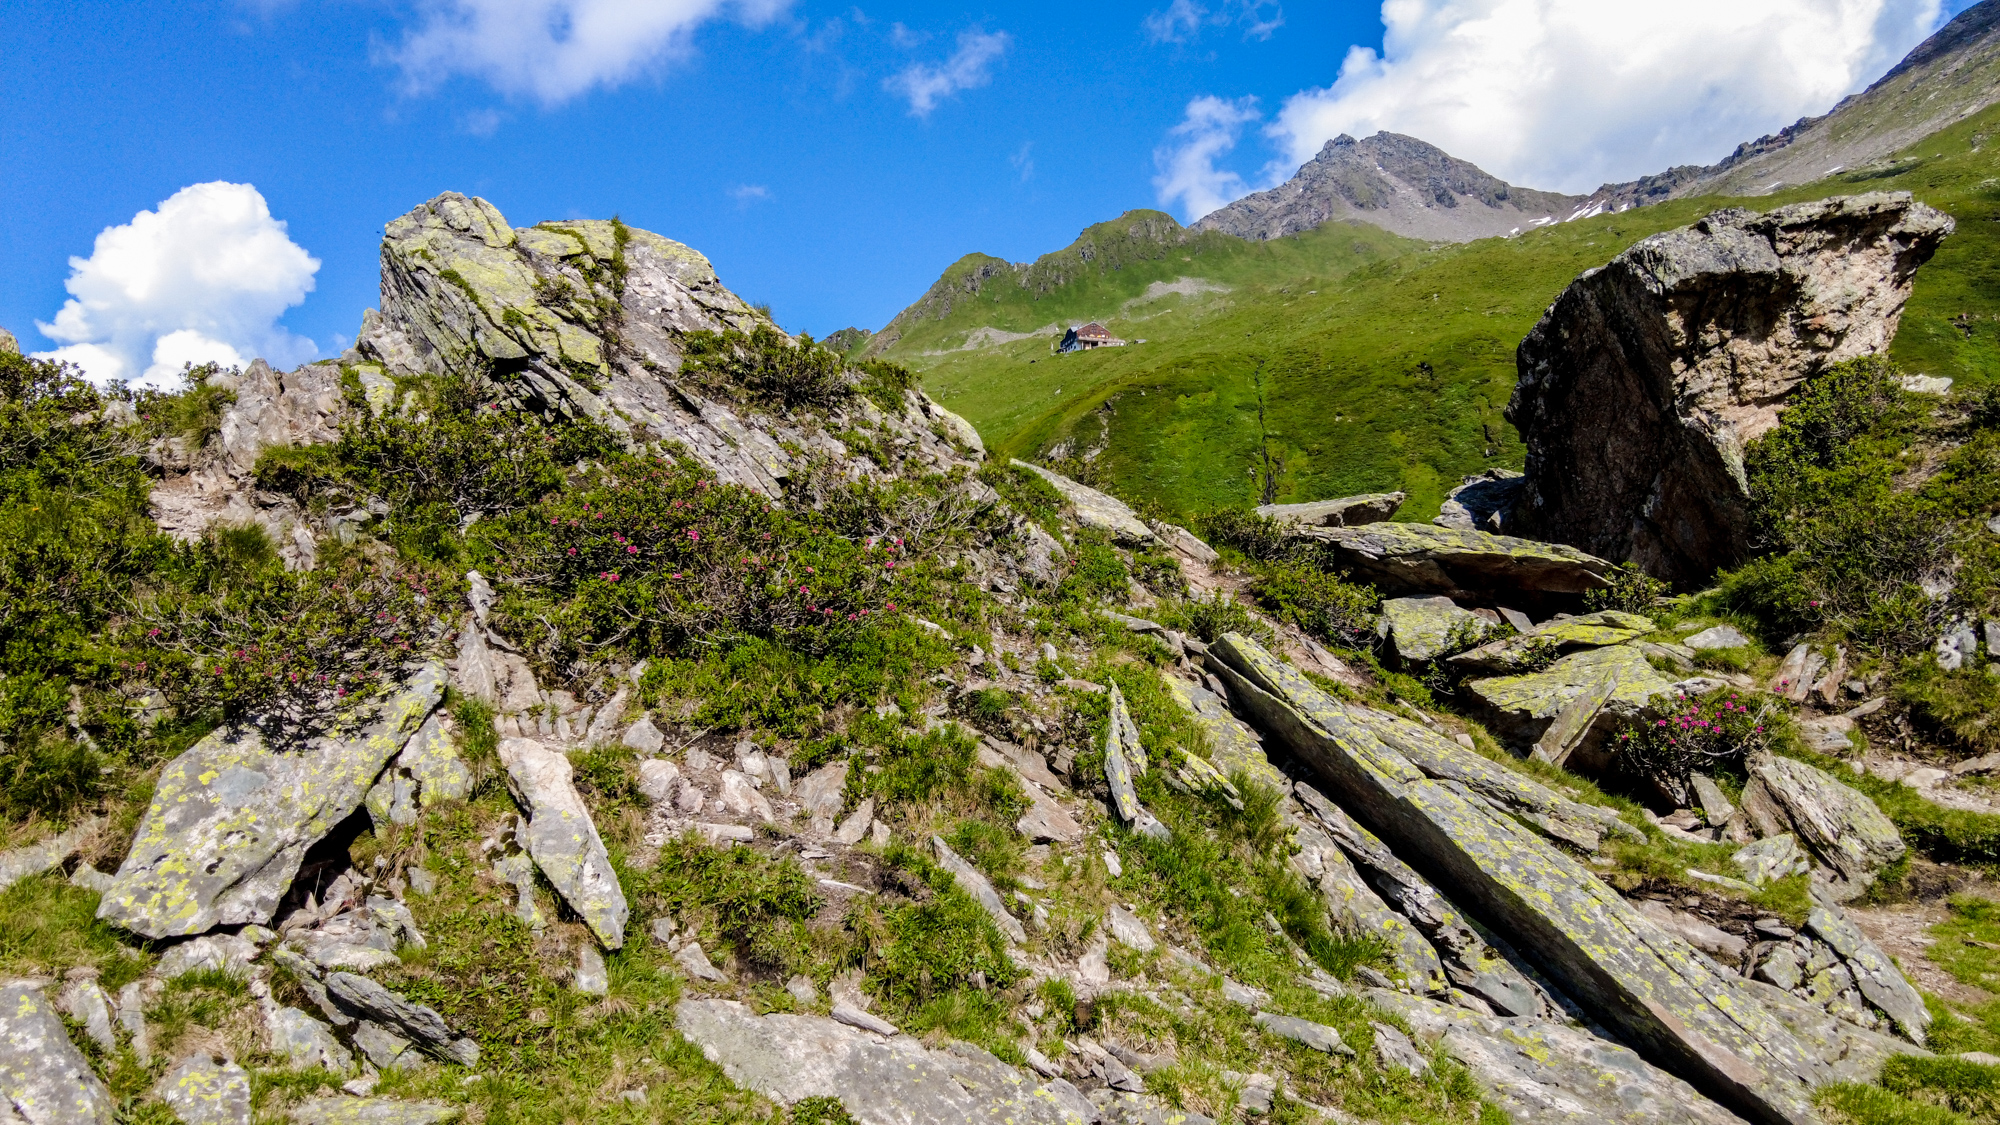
left=1192, top=132, right=1586, bottom=244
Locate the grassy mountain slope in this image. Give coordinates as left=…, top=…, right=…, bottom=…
left=861, top=209, right=1418, bottom=359
left=885, top=101, right=2000, bottom=523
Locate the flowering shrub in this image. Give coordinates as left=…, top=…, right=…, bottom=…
left=132, top=549, right=448, bottom=732
left=488, top=454, right=934, bottom=670
left=1616, top=688, right=1772, bottom=806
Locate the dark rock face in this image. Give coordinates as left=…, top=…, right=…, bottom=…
left=1506, top=193, right=1952, bottom=585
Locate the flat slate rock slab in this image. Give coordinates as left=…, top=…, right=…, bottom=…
left=101, top=664, right=445, bottom=939
left=1, top=981, right=116, bottom=1125
left=1368, top=989, right=1747, bottom=1125
left=1208, top=633, right=1830, bottom=1125
left=1463, top=644, right=1677, bottom=750
left=288, top=1099, right=458, bottom=1125
left=1256, top=491, right=1404, bottom=527
left=1298, top=522, right=1609, bottom=609
left=1011, top=460, right=1154, bottom=546
left=676, top=999, right=1095, bottom=1124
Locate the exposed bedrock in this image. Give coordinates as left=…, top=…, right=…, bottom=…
left=1506, top=192, right=1952, bottom=585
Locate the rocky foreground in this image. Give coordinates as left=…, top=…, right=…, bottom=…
left=1, top=190, right=1995, bottom=1125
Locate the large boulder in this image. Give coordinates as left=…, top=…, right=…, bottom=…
left=675, top=999, right=1098, bottom=1124
left=100, top=664, right=446, bottom=939
left=1208, top=633, right=1831, bottom=1125
left=1506, top=193, right=1954, bottom=585
left=1377, top=596, right=1488, bottom=665
left=1297, top=521, right=1610, bottom=612
left=360, top=193, right=977, bottom=498
left=1462, top=644, right=1678, bottom=755
left=497, top=738, right=628, bottom=948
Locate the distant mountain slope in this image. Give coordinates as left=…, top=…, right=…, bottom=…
left=896, top=100, right=2000, bottom=521
left=1581, top=0, right=2000, bottom=210
left=860, top=209, right=1415, bottom=359
left=1193, top=132, right=1586, bottom=243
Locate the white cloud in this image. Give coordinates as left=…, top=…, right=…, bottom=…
left=729, top=183, right=772, bottom=206
left=34, top=182, right=320, bottom=388
left=1011, top=141, right=1036, bottom=182
left=1154, top=95, right=1262, bottom=222
left=1144, top=1, right=1284, bottom=45
left=386, top=0, right=790, bottom=105
left=1266, top=0, right=1945, bottom=194
left=885, top=28, right=1011, bottom=117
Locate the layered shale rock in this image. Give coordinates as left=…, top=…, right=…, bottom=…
left=1506, top=193, right=1953, bottom=584
left=1207, top=633, right=1832, bottom=1125
left=1294, top=521, right=1610, bottom=612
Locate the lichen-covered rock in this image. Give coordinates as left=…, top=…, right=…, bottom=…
left=1448, top=610, right=1655, bottom=674
left=361, top=193, right=978, bottom=499
left=1210, top=633, right=1831, bottom=1125
left=155, top=1055, right=251, bottom=1125
left=1463, top=644, right=1678, bottom=752
left=1747, top=752, right=1904, bottom=900
left=1805, top=897, right=1930, bottom=1045
left=364, top=712, right=469, bottom=828
left=496, top=738, right=628, bottom=948
left=1291, top=819, right=1448, bottom=993
left=1736, top=834, right=1811, bottom=886
left=101, top=664, right=445, bottom=939
left=267, top=1007, right=354, bottom=1074
left=1298, top=521, right=1610, bottom=611
left=931, top=837, right=1027, bottom=944
left=0, top=980, right=116, bottom=1125
left=1256, top=492, right=1404, bottom=527
left=1161, top=676, right=1287, bottom=793
left=324, top=973, right=479, bottom=1066
left=1010, top=460, right=1155, bottom=545
left=1367, top=989, right=1747, bottom=1125
left=1377, top=596, right=1487, bottom=665
left=1507, top=193, right=1953, bottom=584
left=676, top=999, right=1095, bottom=1124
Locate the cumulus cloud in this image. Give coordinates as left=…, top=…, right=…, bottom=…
left=386, top=0, right=790, bottom=104
left=1266, top=0, right=1945, bottom=194
left=34, top=182, right=319, bottom=389
left=1153, top=95, right=1261, bottom=222
left=885, top=28, right=1011, bottom=117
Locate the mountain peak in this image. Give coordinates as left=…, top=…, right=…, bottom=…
left=1194, top=131, right=1583, bottom=243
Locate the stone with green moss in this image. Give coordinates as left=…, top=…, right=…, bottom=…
left=1161, top=675, right=1287, bottom=793
left=1299, top=521, right=1610, bottom=610
left=1377, top=595, right=1488, bottom=665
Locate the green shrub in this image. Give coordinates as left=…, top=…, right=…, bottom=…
left=1196, top=508, right=1310, bottom=564
left=135, top=368, right=235, bottom=446
left=682, top=325, right=854, bottom=413
left=1614, top=689, right=1774, bottom=806
left=1586, top=562, right=1669, bottom=612
left=1057, top=537, right=1129, bottom=603
left=1251, top=562, right=1379, bottom=648
left=977, top=463, right=1065, bottom=531
left=1157, top=590, right=1265, bottom=645
left=1895, top=657, right=2000, bottom=757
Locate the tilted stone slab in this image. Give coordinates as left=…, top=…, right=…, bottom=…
left=1450, top=610, right=1658, bottom=674
left=1161, top=676, right=1287, bottom=793
left=676, top=998, right=1095, bottom=1124
left=324, top=974, right=479, bottom=1066
left=0, top=981, right=116, bottom=1125
left=1292, top=818, right=1448, bottom=993
left=1805, top=896, right=1929, bottom=1045
left=0, top=819, right=101, bottom=894
left=1463, top=645, right=1677, bottom=750
left=932, top=837, right=1027, bottom=945
left=1010, top=460, right=1155, bottom=545
left=1377, top=596, right=1488, bottom=665
left=101, top=664, right=445, bottom=939
left=1256, top=492, right=1404, bottom=527
left=1367, top=989, right=1748, bottom=1125
left=365, top=711, right=470, bottom=827
left=1298, top=521, right=1609, bottom=610
left=1208, top=633, right=1830, bottom=1125
left=1748, top=753, right=1904, bottom=902
left=497, top=738, right=628, bottom=948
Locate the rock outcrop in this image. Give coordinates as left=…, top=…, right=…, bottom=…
left=0, top=980, right=117, bottom=1125
left=496, top=738, right=629, bottom=948
left=1208, top=633, right=1832, bottom=1125
left=359, top=194, right=978, bottom=499
left=1295, top=521, right=1609, bottom=612
left=1506, top=193, right=1953, bottom=585
left=100, top=664, right=446, bottom=939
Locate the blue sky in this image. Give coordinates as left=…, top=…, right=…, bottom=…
left=1, top=0, right=1973, bottom=383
